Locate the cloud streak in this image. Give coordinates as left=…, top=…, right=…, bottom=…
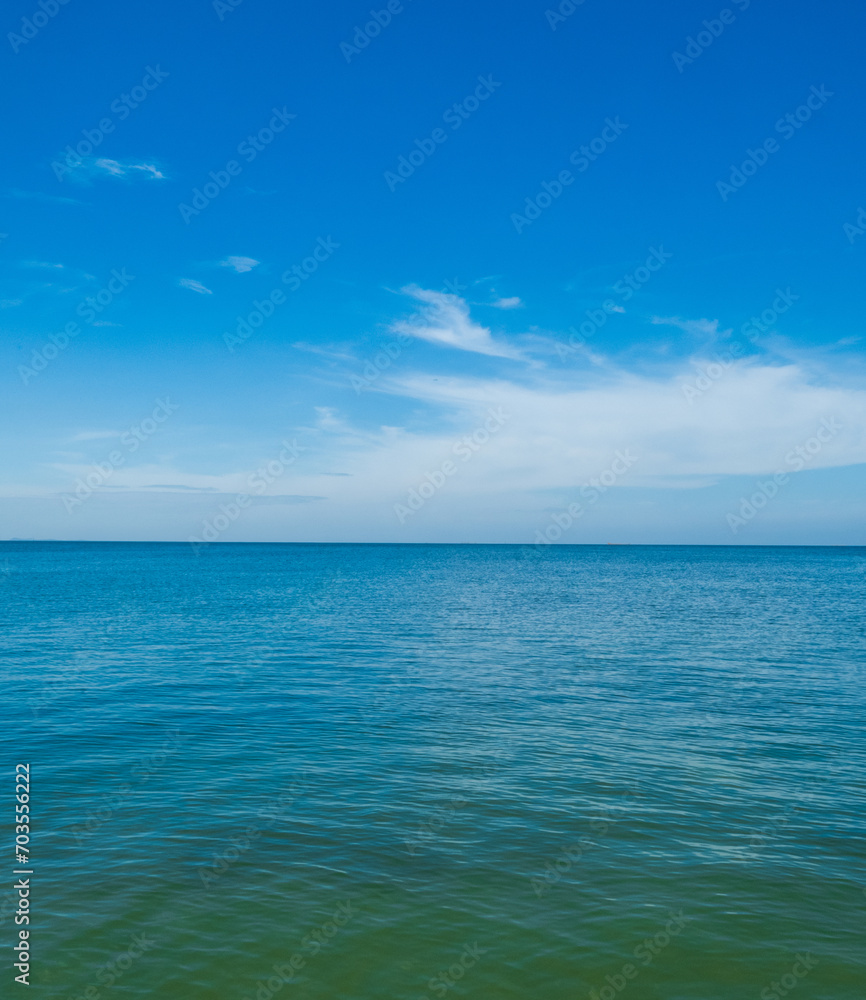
left=220, top=256, right=260, bottom=273
left=57, top=158, right=166, bottom=183
left=178, top=278, right=213, bottom=295
left=394, top=286, right=526, bottom=360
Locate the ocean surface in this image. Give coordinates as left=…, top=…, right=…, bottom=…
left=2, top=542, right=864, bottom=999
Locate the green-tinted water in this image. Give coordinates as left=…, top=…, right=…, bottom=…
left=3, top=543, right=864, bottom=999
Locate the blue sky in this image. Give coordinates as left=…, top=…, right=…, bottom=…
left=2, top=0, right=865, bottom=543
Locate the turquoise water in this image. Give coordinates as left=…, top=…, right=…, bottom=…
left=2, top=542, right=865, bottom=999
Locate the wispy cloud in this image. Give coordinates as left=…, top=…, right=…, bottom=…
left=291, top=341, right=358, bottom=362
left=58, top=159, right=166, bottom=183
left=652, top=316, right=726, bottom=339
left=94, top=158, right=165, bottom=180
left=323, top=293, right=866, bottom=497
left=220, top=256, right=260, bottom=273
left=178, top=278, right=213, bottom=295
left=491, top=296, right=523, bottom=310
left=0, top=262, right=95, bottom=308
left=318, top=362, right=866, bottom=507
left=395, top=286, right=526, bottom=360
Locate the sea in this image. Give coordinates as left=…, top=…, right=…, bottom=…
left=2, top=542, right=864, bottom=999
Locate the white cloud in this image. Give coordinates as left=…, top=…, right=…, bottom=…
left=652, top=316, right=726, bottom=339
left=220, top=256, right=260, bottom=273
left=357, top=361, right=866, bottom=489
left=307, top=294, right=866, bottom=506
left=178, top=278, right=213, bottom=295
left=94, top=159, right=165, bottom=180
left=5, top=291, right=864, bottom=543
left=491, top=296, right=523, bottom=310
left=308, top=295, right=866, bottom=504
left=394, top=286, right=525, bottom=360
